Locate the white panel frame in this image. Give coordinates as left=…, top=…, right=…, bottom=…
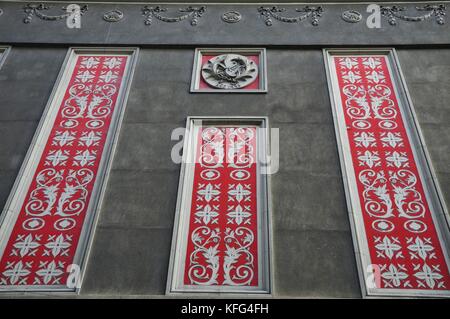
left=0, top=47, right=139, bottom=294
left=324, top=48, right=450, bottom=298
left=167, top=116, right=273, bottom=296
left=0, top=46, right=11, bottom=70
left=190, top=48, right=268, bottom=93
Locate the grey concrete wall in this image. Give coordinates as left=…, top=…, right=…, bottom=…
left=0, top=46, right=449, bottom=297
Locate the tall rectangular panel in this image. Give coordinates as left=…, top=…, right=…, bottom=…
left=167, top=117, right=272, bottom=294
left=324, top=49, right=450, bottom=297
left=0, top=48, right=138, bottom=291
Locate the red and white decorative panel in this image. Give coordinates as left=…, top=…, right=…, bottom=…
left=168, top=118, right=271, bottom=293
left=325, top=49, right=450, bottom=297
left=0, top=48, right=138, bottom=291
left=190, top=48, right=267, bottom=93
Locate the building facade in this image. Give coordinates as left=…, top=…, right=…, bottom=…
left=0, top=0, right=449, bottom=298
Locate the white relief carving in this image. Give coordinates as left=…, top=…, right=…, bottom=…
left=389, top=170, right=426, bottom=219
left=342, top=84, right=371, bottom=129
left=98, top=70, right=119, bottom=83
left=230, top=169, right=251, bottom=181
left=359, top=169, right=394, bottom=219
left=372, top=219, right=395, bottom=232
left=357, top=150, right=381, bottom=168
left=381, top=264, right=410, bottom=288
left=223, top=227, right=254, bottom=286
left=368, top=84, right=396, bottom=120
left=45, top=150, right=70, bottom=166
left=55, top=168, right=94, bottom=218
left=374, top=236, right=403, bottom=259
left=75, top=70, right=95, bottom=83
left=366, top=70, right=386, bottom=84
left=25, top=169, right=64, bottom=217
left=73, top=149, right=97, bottom=166
left=386, top=151, right=409, bottom=168
left=188, top=226, right=220, bottom=285
left=80, top=57, right=100, bottom=69
left=62, top=84, right=116, bottom=121
left=200, top=127, right=225, bottom=168
left=362, top=57, right=382, bottom=70
left=407, top=237, right=435, bottom=260
left=414, top=264, right=445, bottom=289
left=228, top=128, right=255, bottom=168
left=354, top=132, right=376, bottom=148
left=200, top=169, right=221, bottom=181
left=404, top=220, right=428, bottom=233
left=380, top=132, right=403, bottom=148
left=228, top=184, right=252, bottom=202
left=78, top=131, right=101, bottom=147
left=342, top=70, right=362, bottom=84
left=338, top=57, right=359, bottom=69
left=227, top=205, right=252, bottom=225
left=0, top=261, right=32, bottom=285
left=103, top=57, right=123, bottom=69
left=52, top=131, right=76, bottom=147
left=194, top=204, right=219, bottom=225
left=43, top=234, right=72, bottom=257
left=11, top=234, right=42, bottom=257
left=196, top=183, right=221, bottom=202
left=34, top=260, right=65, bottom=285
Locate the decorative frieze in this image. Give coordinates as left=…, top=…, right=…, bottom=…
left=142, top=5, right=206, bottom=26
left=258, top=6, right=323, bottom=26
left=381, top=5, right=446, bottom=25
left=23, top=3, right=88, bottom=24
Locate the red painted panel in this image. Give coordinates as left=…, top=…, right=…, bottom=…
left=333, top=55, right=450, bottom=291
left=199, top=55, right=260, bottom=90
left=184, top=126, right=259, bottom=286
left=0, top=55, right=128, bottom=286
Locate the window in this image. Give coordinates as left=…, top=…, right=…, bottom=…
left=167, top=117, right=272, bottom=294
left=0, top=48, right=138, bottom=291
left=324, top=48, right=450, bottom=297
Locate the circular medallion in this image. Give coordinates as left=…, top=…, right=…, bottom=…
left=54, top=218, right=77, bottom=231
left=201, top=54, right=258, bottom=90
left=342, top=10, right=362, bottom=23
left=0, top=9, right=3, bottom=17
left=200, top=169, right=221, bottom=181
left=372, top=219, right=395, bottom=233
left=103, top=10, right=124, bottom=22
left=404, top=220, right=427, bottom=233
left=22, top=218, right=45, bottom=231
left=221, top=11, right=242, bottom=23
